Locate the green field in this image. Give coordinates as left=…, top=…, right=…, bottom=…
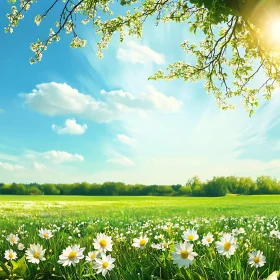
left=1, top=195, right=280, bottom=279
left=1, top=195, right=280, bottom=221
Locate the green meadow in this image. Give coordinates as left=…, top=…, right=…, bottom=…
left=1, top=195, right=280, bottom=221
left=1, top=195, right=280, bottom=279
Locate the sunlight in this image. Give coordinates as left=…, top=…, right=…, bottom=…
left=268, top=18, right=280, bottom=43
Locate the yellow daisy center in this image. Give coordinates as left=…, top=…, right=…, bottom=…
left=253, top=256, right=260, bottom=263
left=163, top=243, right=168, bottom=248
left=9, top=253, right=14, bottom=259
left=188, top=234, right=194, bottom=241
left=180, top=250, right=189, bottom=259
left=102, top=261, right=109, bottom=268
left=90, top=253, right=96, bottom=259
left=207, top=237, right=211, bottom=242
left=223, top=242, right=231, bottom=251
left=11, top=237, right=16, bottom=243
left=33, top=252, right=40, bottom=259
left=43, top=233, right=49, bottom=238
left=139, top=239, right=146, bottom=246
left=100, top=240, right=107, bottom=247
left=68, top=251, right=77, bottom=259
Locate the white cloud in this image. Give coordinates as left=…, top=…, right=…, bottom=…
left=43, top=150, right=84, bottom=163
left=143, top=85, right=182, bottom=112
left=0, top=153, right=19, bottom=162
left=107, top=155, right=135, bottom=166
left=52, top=119, right=88, bottom=135
left=0, top=162, right=24, bottom=171
left=25, top=150, right=84, bottom=164
left=117, top=134, right=137, bottom=146
left=20, top=82, right=182, bottom=123
left=117, top=41, right=165, bottom=65
left=34, top=162, right=46, bottom=170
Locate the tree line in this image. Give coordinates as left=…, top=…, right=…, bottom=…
left=1, top=176, right=280, bottom=197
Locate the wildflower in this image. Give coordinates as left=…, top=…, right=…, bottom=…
left=172, top=241, right=198, bottom=268
left=202, top=233, right=214, bottom=246
left=17, top=243, right=25, bottom=250
left=248, top=250, right=266, bottom=268
left=93, top=253, right=115, bottom=277
left=93, top=233, right=113, bottom=253
left=58, top=245, right=85, bottom=266
left=267, top=271, right=278, bottom=280
left=215, top=233, right=238, bottom=258
left=6, top=234, right=19, bottom=245
left=182, top=228, right=199, bottom=242
left=26, top=243, right=46, bottom=264
left=85, top=251, right=99, bottom=262
left=38, top=228, right=53, bottom=240
left=4, top=249, right=17, bottom=261
left=132, top=235, right=149, bottom=249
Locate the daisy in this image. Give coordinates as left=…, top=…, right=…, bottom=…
left=248, top=250, right=266, bottom=268
left=182, top=228, right=199, bottom=242
left=93, top=233, right=113, bottom=253
left=93, top=253, right=115, bottom=277
left=160, top=240, right=171, bottom=251
left=26, top=243, right=46, bottom=264
left=85, top=251, right=99, bottom=262
left=215, top=233, right=238, bottom=258
left=38, top=228, right=53, bottom=240
left=17, top=243, right=25, bottom=250
left=4, top=249, right=17, bottom=261
left=58, top=245, right=85, bottom=266
left=267, top=271, right=279, bottom=280
left=132, top=235, right=149, bottom=249
left=202, top=233, right=214, bottom=246
left=172, top=241, right=198, bottom=268
left=6, top=234, right=19, bottom=245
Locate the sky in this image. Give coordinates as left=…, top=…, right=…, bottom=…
left=1, top=2, right=280, bottom=185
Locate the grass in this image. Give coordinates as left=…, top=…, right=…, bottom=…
left=1, top=195, right=280, bottom=221
left=1, top=195, right=280, bottom=279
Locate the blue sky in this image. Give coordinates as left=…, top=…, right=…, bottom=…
left=1, top=2, right=280, bottom=184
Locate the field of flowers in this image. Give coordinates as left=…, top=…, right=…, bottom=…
left=0, top=196, right=280, bottom=279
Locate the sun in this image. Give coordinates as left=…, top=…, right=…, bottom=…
left=268, top=19, right=280, bottom=43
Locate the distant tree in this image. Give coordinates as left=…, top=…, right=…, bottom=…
left=204, top=177, right=227, bottom=197
left=42, top=184, right=60, bottom=195
left=178, top=185, right=192, bottom=196
left=237, top=177, right=256, bottom=195
left=256, top=176, right=279, bottom=194
left=225, top=176, right=239, bottom=194
left=171, top=184, right=182, bottom=193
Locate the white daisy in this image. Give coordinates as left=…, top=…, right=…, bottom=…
left=182, top=228, right=199, bottom=242
left=202, top=233, right=214, bottom=246
left=132, top=235, right=149, bottom=249
left=17, top=243, right=25, bottom=250
left=26, top=243, right=46, bottom=264
left=215, top=233, right=238, bottom=258
left=58, top=245, right=85, bottom=266
left=4, top=249, right=17, bottom=261
left=85, top=251, right=99, bottom=262
left=172, top=241, right=198, bottom=268
left=93, top=233, right=113, bottom=253
left=267, top=271, right=279, bottom=280
left=38, top=228, right=53, bottom=240
left=160, top=240, right=171, bottom=251
left=93, top=253, right=115, bottom=277
left=248, top=250, right=266, bottom=268
left=6, top=234, right=19, bottom=245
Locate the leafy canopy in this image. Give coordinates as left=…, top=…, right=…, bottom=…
left=5, top=0, right=280, bottom=115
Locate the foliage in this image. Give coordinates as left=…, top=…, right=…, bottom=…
left=1, top=175, right=280, bottom=197
left=4, top=0, right=280, bottom=114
